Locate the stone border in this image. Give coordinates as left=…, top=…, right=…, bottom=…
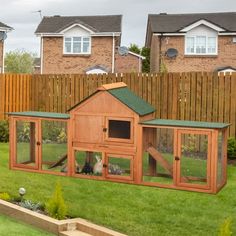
left=0, top=199, right=126, bottom=236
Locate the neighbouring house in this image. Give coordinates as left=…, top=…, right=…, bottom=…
left=0, top=21, right=12, bottom=73
left=35, top=15, right=144, bottom=74
left=145, top=12, right=236, bottom=73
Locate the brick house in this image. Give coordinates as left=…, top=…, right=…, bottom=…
left=35, top=15, right=143, bottom=74
left=145, top=12, right=236, bottom=73
left=0, top=21, right=12, bottom=73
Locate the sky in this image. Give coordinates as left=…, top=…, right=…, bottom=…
left=1, top=0, right=236, bottom=55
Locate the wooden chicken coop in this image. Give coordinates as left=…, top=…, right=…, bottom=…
left=8, top=82, right=230, bottom=193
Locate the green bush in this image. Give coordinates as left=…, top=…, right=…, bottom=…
left=0, top=192, right=11, bottom=201
left=219, top=218, right=233, bottom=236
left=46, top=183, right=67, bottom=220
left=228, top=137, right=236, bottom=159
left=19, top=200, right=44, bottom=212
left=0, top=121, right=9, bottom=142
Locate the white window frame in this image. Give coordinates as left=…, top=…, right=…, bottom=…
left=185, top=35, right=218, bottom=56
left=63, top=36, right=91, bottom=55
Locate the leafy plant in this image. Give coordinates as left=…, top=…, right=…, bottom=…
left=0, top=192, right=11, bottom=201
left=219, top=218, right=233, bottom=236
left=19, top=200, right=44, bottom=212
left=0, top=121, right=9, bottom=142
left=46, top=183, right=67, bottom=220
left=228, top=137, right=236, bottom=159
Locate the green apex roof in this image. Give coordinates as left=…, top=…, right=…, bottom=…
left=108, top=87, right=155, bottom=116
left=7, top=111, right=70, bottom=119
left=141, top=119, right=230, bottom=129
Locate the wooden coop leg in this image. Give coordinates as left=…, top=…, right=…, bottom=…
left=86, top=151, right=93, bottom=163
left=148, top=154, right=157, bottom=176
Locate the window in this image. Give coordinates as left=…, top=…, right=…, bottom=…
left=185, top=36, right=217, bottom=55
left=64, top=36, right=91, bottom=54
left=108, top=120, right=131, bottom=140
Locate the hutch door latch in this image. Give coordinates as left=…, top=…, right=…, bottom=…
left=175, top=156, right=180, bottom=161
left=103, top=128, right=107, bottom=132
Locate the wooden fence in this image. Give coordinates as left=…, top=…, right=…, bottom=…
left=0, top=72, right=235, bottom=137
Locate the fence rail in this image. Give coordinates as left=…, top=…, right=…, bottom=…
left=0, top=72, right=235, bottom=137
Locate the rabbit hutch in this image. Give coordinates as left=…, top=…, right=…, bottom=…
left=8, top=82, right=230, bottom=193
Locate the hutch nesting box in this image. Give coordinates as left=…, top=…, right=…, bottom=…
left=8, top=82, right=230, bottom=193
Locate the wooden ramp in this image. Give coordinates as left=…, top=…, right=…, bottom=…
left=48, top=154, right=67, bottom=169
left=146, top=145, right=173, bottom=176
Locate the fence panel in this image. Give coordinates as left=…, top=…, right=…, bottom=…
left=0, top=72, right=235, bottom=138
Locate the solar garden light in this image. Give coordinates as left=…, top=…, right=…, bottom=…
left=19, top=187, right=26, bottom=201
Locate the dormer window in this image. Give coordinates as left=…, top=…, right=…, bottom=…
left=184, top=24, right=218, bottom=56
left=64, top=36, right=91, bottom=54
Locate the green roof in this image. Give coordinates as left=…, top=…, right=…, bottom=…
left=141, top=119, right=230, bottom=129
left=108, top=87, right=155, bottom=116
left=7, top=111, right=70, bottom=119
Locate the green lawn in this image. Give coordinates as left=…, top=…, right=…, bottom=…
left=0, top=214, right=54, bottom=236
left=0, top=143, right=235, bottom=235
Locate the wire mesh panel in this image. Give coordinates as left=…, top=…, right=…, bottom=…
left=142, top=128, right=174, bottom=185
left=179, top=133, right=208, bottom=185
left=41, top=120, right=67, bottom=173
left=74, top=150, right=103, bottom=176
left=16, top=121, right=37, bottom=168
left=106, top=155, right=133, bottom=180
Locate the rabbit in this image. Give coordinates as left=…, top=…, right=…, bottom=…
left=93, top=155, right=103, bottom=175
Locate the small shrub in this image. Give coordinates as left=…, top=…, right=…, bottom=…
left=228, top=137, right=236, bottom=159
left=219, top=218, right=233, bottom=236
left=46, top=182, right=67, bottom=220
left=19, top=200, right=44, bottom=212
left=0, top=192, right=11, bottom=201
left=0, top=121, right=9, bottom=142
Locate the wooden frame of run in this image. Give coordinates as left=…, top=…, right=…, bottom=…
left=139, top=124, right=228, bottom=194
left=9, top=115, right=69, bottom=177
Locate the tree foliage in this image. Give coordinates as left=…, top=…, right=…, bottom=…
left=129, top=43, right=141, bottom=54
left=128, top=44, right=150, bottom=73
left=5, top=49, right=36, bottom=73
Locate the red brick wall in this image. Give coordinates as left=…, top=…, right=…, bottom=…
left=151, top=35, right=236, bottom=72
left=42, top=36, right=113, bottom=74
left=115, top=52, right=141, bottom=73
left=0, top=42, right=3, bottom=73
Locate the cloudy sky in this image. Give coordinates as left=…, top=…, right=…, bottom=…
left=2, top=0, right=236, bottom=55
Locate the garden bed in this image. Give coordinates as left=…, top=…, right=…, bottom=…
left=0, top=199, right=126, bottom=236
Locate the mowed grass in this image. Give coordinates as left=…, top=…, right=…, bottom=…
left=0, top=214, right=54, bottom=236
left=0, top=143, right=236, bottom=235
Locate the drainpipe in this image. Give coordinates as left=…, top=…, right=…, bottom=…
left=159, top=33, right=163, bottom=72
left=2, top=39, right=5, bottom=73
left=112, top=33, right=115, bottom=73
left=40, top=36, right=43, bottom=74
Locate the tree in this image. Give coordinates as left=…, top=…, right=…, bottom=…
left=128, top=44, right=150, bottom=73
left=128, top=43, right=141, bottom=54
left=141, top=47, right=150, bottom=73
left=5, top=49, right=36, bottom=73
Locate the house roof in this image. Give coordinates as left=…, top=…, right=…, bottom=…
left=0, top=21, right=13, bottom=31
left=146, top=12, right=236, bottom=46
left=35, top=15, right=122, bottom=34
left=69, top=82, right=155, bottom=116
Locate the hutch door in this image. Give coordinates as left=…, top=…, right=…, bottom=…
left=176, top=130, right=212, bottom=190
